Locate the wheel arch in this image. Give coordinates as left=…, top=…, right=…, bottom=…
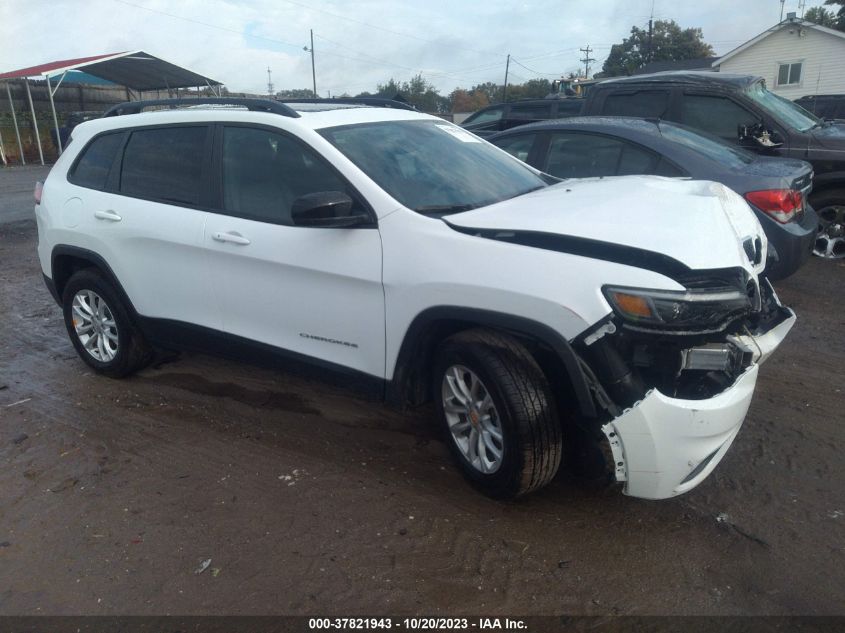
left=50, top=245, right=140, bottom=320
left=386, top=306, right=597, bottom=419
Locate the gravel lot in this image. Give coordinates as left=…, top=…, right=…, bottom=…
left=1, top=166, right=843, bottom=616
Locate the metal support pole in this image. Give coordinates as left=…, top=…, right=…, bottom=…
left=5, top=82, right=25, bottom=165
left=45, top=74, right=63, bottom=155
left=310, top=29, right=317, bottom=98
left=502, top=54, right=510, bottom=103
left=24, top=79, right=44, bottom=165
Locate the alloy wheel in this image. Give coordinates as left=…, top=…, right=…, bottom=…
left=441, top=365, right=504, bottom=474
left=814, top=205, right=845, bottom=259
left=71, top=290, right=119, bottom=362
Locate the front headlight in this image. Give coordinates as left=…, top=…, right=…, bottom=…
left=602, top=285, right=753, bottom=333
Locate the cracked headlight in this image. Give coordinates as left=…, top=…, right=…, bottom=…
left=602, top=285, right=753, bottom=333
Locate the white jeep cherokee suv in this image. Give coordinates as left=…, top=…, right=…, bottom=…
left=35, top=97, right=795, bottom=500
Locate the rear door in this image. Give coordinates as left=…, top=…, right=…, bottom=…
left=68, top=124, right=220, bottom=330
left=204, top=124, right=385, bottom=378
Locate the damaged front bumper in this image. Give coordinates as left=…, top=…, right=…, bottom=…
left=589, top=282, right=795, bottom=500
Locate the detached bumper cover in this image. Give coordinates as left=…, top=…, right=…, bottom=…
left=602, top=306, right=796, bottom=500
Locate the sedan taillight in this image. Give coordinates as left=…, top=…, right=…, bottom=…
left=744, top=189, right=802, bottom=224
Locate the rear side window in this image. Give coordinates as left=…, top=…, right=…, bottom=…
left=556, top=100, right=584, bottom=117
left=509, top=104, right=552, bottom=120
left=120, top=127, right=207, bottom=206
left=70, top=133, right=123, bottom=190
left=601, top=90, right=670, bottom=118
left=544, top=132, right=659, bottom=179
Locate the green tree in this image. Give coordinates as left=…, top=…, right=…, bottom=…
left=823, top=0, right=845, bottom=29
left=805, top=6, right=837, bottom=26
left=601, top=19, right=715, bottom=77
left=276, top=88, right=315, bottom=99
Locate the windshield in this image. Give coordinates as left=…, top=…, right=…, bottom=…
left=658, top=121, right=755, bottom=168
left=320, top=120, right=546, bottom=213
left=745, top=81, right=820, bottom=132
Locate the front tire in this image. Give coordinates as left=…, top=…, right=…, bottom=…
left=62, top=269, right=152, bottom=378
left=433, top=329, right=562, bottom=499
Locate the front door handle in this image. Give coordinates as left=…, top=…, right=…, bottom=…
left=212, top=231, right=251, bottom=245
left=94, top=209, right=122, bottom=222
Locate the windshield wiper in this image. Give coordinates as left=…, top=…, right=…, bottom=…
left=413, top=204, right=476, bottom=215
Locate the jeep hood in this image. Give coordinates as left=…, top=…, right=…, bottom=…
left=445, top=176, right=764, bottom=275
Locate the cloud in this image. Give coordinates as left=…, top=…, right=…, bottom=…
left=0, top=0, right=795, bottom=96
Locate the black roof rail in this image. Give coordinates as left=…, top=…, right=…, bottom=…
left=280, top=97, right=418, bottom=111
left=103, top=98, right=301, bottom=118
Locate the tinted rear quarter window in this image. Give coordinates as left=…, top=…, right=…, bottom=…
left=601, top=90, right=670, bottom=118
left=120, top=127, right=207, bottom=205
left=70, top=133, right=124, bottom=190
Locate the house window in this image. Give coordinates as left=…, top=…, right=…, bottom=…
left=777, top=62, right=802, bottom=86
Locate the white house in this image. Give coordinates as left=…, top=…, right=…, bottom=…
left=715, top=14, right=845, bottom=100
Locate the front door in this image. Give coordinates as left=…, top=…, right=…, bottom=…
left=205, top=124, right=385, bottom=378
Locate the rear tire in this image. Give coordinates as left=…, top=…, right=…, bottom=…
left=433, top=329, right=562, bottom=499
left=62, top=269, right=152, bottom=378
left=810, top=188, right=845, bottom=259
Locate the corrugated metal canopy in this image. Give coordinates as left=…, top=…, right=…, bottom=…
left=0, top=50, right=221, bottom=89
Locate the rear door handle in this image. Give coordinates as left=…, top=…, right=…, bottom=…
left=94, top=209, right=122, bottom=222
left=212, top=231, right=251, bottom=245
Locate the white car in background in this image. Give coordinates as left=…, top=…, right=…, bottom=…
left=35, top=97, right=794, bottom=500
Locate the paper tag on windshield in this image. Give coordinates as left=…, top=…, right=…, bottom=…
left=436, top=124, right=481, bottom=143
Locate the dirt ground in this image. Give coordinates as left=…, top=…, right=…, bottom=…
left=1, top=171, right=844, bottom=615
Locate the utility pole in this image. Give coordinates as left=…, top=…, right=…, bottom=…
left=304, top=30, right=317, bottom=98
left=310, top=30, right=317, bottom=98
left=502, top=54, right=510, bottom=103
left=647, top=18, right=653, bottom=64
left=780, top=0, right=785, bottom=21
left=579, top=45, right=595, bottom=79
left=798, top=0, right=806, bottom=18
left=266, top=67, right=274, bottom=96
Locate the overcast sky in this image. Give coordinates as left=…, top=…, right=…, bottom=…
left=0, top=0, right=820, bottom=96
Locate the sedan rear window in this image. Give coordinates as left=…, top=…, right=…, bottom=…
left=320, top=120, right=546, bottom=213
left=657, top=122, right=754, bottom=169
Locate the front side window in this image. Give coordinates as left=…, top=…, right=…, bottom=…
left=544, top=132, right=658, bottom=179
left=679, top=94, right=758, bottom=139
left=777, top=62, right=802, bottom=86
left=120, top=126, right=207, bottom=205
left=222, top=126, right=363, bottom=225
left=70, top=133, right=123, bottom=190
left=321, top=120, right=546, bottom=214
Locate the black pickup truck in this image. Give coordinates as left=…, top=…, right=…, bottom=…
left=581, top=72, right=845, bottom=258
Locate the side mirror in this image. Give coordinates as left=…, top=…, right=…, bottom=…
left=290, top=191, right=370, bottom=228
